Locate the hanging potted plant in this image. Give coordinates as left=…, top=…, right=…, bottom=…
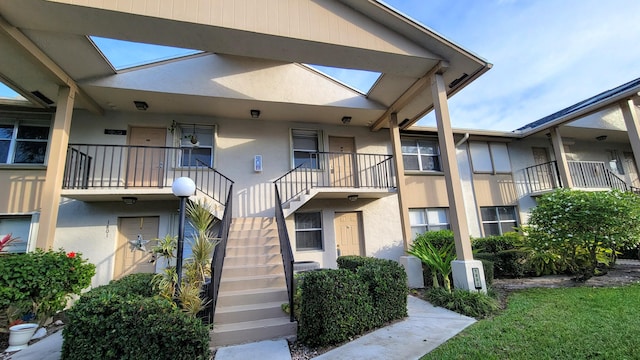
left=183, top=124, right=199, bottom=147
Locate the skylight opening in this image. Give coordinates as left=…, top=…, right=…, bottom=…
left=89, top=36, right=203, bottom=71
left=0, top=82, right=26, bottom=102
left=305, top=64, right=382, bottom=94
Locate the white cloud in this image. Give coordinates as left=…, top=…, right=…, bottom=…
left=386, top=0, right=640, bottom=130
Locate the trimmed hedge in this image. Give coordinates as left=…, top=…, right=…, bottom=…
left=62, top=274, right=210, bottom=360
left=297, top=256, right=408, bottom=347
left=473, top=233, right=528, bottom=278
left=298, top=269, right=375, bottom=346
left=106, top=273, right=156, bottom=297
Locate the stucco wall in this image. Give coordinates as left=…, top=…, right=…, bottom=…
left=0, top=168, right=46, bottom=213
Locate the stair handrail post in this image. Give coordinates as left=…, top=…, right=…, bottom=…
left=208, top=183, right=233, bottom=324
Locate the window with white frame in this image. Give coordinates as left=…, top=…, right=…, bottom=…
left=1, top=117, right=51, bottom=164
left=480, top=206, right=518, bottom=236
left=401, top=138, right=441, bottom=172
left=0, top=216, right=32, bottom=254
left=291, top=129, right=321, bottom=169
left=469, top=142, right=511, bottom=173
left=295, top=212, right=323, bottom=250
left=409, top=208, right=450, bottom=239
left=178, top=124, right=214, bottom=167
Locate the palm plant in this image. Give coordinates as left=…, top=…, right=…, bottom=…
left=408, top=239, right=457, bottom=292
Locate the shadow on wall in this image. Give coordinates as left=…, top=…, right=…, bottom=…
left=4, top=172, right=46, bottom=213
left=370, top=242, right=405, bottom=263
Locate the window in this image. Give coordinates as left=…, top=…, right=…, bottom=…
left=0, top=216, right=32, bottom=254
left=1, top=118, right=50, bottom=164
left=295, top=212, right=322, bottom=250
left=480, top=206, right=518, bottom=236
left=291, top=129, right=320, bottom=169
left=178, top=125, right=214, bottom=167
left=402, top=138, right=441, bottom=172
left=409, top=208, right=449, bottom=239
left=469, top=142, right=511, bottom=173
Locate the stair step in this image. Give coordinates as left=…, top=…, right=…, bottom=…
left=223, top=253, right=283, bottom=266
left=215, top=301, right=289, bottom=324
left=222, top=264, right=284, bottom=277
left=217, top=287, right=288, bottom=307
left=225, top=244, right=281, bottom=257
left=226, top=236, right=280, bottom=247
left=211, top=317, right=297, bottom=347
left=219, top=274, right=286, bottom=292
left=227, top=229, right=278, bottom=240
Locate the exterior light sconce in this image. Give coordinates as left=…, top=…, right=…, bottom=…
left=341, top=116, right=352, bottom=124
left=347, top=194, right=358, bottom=202
left=122, top=197, right=137, bottom=205
left=134, top=101, right=148, bottom=111
left=596, top=135, right=607, bottom=141
left=250, top=109, right=261, bottom=118
left=171, top=177, right=196, bottom=297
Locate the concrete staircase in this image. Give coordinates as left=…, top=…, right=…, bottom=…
left=211, top=217, right=297, bottom=347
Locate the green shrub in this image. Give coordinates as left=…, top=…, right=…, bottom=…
left=413, top=230, right=454, bottom=250
left=0, top=249, right=95, bottom=326
left=336, top=255, right=378, bottom=271
left=426, top=287, right=499, bottom=319
left=62, top=290, right=209, bottom=360
left=352, top=259, right=408, bottom=323
left=527, top=189, right=640, bottom=280
left=107, top=273, right=157, bottom=297
left=409, top=233, right=456, bottom=291
left=479, top=259, right=494, bottom=286
left=298, top=269, right=375, bottom=346
left=473, top=233, right=528, bottom=278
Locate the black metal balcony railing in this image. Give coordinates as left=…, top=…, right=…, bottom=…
left=524, top=161, right=562, bottom=193
left=524, top=160, right=637, bottom=194
left=274, top=152, right=396, bottom=204
left=63, top=144, right=233, bottom=206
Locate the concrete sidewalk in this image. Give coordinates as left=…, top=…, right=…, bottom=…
left=4, top=296, right=475, bottom=360
left=215, top=296, right=476, bottom=360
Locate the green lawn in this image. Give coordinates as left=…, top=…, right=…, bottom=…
left=422, top=284, right=640, bottom=360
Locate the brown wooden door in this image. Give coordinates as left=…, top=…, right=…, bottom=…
left=334, top=212, right=364, bottom=257
left=127, top=127, right=166, bottom=187
left=114, top=217, right=158, bottom=280
left=329, top=136, right=357, bottom=187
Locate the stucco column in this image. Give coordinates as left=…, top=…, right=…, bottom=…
left=36, top=86, right=75, bottom=249
left=549, top=126, right=573, bottom=188
left=431, top=73, right=486, bottom=292
left=388, top=113, right=412, bottom=251
left=621, top=97, right=640, bottom=180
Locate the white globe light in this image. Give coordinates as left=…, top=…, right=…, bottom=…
left=172, top=177, right=196, bottom=197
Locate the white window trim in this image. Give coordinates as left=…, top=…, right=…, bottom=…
left=173, top=123, right=216, bottom=168
left=401, top=137, right=442, bottom=173
left=469, top=141, right=512, bottom=174
left=409, top=208, right=450, bottom=239
left=294, top=212, right=323, bottom=251
left=0, top=115, right=52, bottom=165
left=480, top=206, right=518, bottom=236
left=290, top=128, right=323, bottom=169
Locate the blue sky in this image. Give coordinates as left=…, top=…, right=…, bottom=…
left=383, top=0, right=640, bottom=130
left=3, top=0, right=640, bottom=132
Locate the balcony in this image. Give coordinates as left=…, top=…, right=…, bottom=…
left=62, top=144, right=232, bottom=207
left=523, top=160, right=637, bottom=195
left=274, top=152, right=396, bottom=215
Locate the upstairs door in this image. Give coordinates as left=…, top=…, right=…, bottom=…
left=334, top=212, right=364, bottom=257
left=531, top=147, right=557, bottom=189
left=328, top=136, right=357, bottom=187
left=114, top=217, right=158, bottom=280
left=127, top=127, right=166, bottom=187
left=624, top=152, right=639, bottom=187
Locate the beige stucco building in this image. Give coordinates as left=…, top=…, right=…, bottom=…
left=2, top=0, right=640, bottom=346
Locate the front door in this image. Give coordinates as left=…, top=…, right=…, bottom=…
left=127, top=127, right=167, bottom=187
left=114, top=217, right=158, bottom=280
left=328, top=136, right=357, bottom=187
left=334, top=212, right=364, bottom=257
left=531, top=147, right=557, bottom=189
left=624, top=152, right=639, bottom=187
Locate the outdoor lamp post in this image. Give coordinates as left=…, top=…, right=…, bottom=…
left=172, top=177, right=196, bottom=296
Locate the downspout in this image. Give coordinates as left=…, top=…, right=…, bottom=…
left=455, top=133, right=470, bottom=147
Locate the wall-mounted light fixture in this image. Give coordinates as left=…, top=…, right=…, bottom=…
left=134, top=101, right=148, bottom=111
left=122, top=197, right=137, bottom=205
left=250, top=109, right=261, bottom=118
left=596, top=135, right=608, bottom=141
left=347, top=194, right=358, bottom=202
left=341, top=116, right=352, bottom=124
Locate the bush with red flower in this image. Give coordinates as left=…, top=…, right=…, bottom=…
left=0, top=249, right=95, bottom=330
